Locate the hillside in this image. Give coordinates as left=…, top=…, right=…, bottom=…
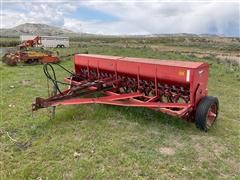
left=0, top=23, right=229, bottom=38
left=0, top=23, right=80, bottom=37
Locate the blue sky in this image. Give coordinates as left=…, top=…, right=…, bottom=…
left=1, top=1, right=239, bottom=36
left=71, top=7, right=118, bottom=22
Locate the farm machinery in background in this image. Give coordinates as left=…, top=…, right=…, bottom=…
left=19, top=35, right=42, bottom=50
left=33, top=54, right=219, bottom=132
left=2, top=36, right=60, bottom=66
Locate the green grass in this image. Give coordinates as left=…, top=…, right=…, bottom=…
left=0, top=44, right=240, bottom=179
left=0, top=37, right=20, bottom=47
left=69, top=36, right=240, bottom=53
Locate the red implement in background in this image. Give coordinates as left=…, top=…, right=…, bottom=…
left=2, top=36, right=60, bottom=65
left=33, top=54, right=219, bottom=131
left=19, top=36, right=42, bottom=49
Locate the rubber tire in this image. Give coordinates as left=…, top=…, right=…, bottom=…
left=195, top=96, right=219, bottom=132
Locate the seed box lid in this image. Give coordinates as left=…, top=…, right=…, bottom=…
left=76, top=54, right=208, bottom=69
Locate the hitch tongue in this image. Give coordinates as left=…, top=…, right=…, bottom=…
left=32, top=97, right=48, bottom=111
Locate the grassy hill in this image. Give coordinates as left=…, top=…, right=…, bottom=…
left=0, top=23, right=80, bottom=37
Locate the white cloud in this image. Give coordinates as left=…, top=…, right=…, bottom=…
left=76, top=1, right=239, bottom=36
left=1, top=2, right=79, bottom=28
left=1, top=1, right=239, bottom=36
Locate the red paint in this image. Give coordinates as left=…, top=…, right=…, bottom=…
left=33, top=54, right=210, bottom=122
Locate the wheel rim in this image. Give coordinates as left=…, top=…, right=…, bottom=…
left=206, top=104, right=217, bottom=129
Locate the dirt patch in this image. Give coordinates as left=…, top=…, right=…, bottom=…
left=159, top=147, right=175, bottom=155
left=194, top=143, right=209, bottom=162
left=211, top=142, right=228, bottom=157
left=19, top=79, right=31, bottom=85
left=190, top=135, right=227, bottom=161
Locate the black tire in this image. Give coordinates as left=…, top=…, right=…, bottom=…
left=195, top=96, right=219, bottom=132
left=61, top=45, right=65, bottom=48
left=56, top=45, right=61, bottom=48
left=26, top=59, right=33, bottom=64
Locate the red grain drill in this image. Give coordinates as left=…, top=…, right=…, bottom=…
left=33, top=54, right=219, bottom=131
